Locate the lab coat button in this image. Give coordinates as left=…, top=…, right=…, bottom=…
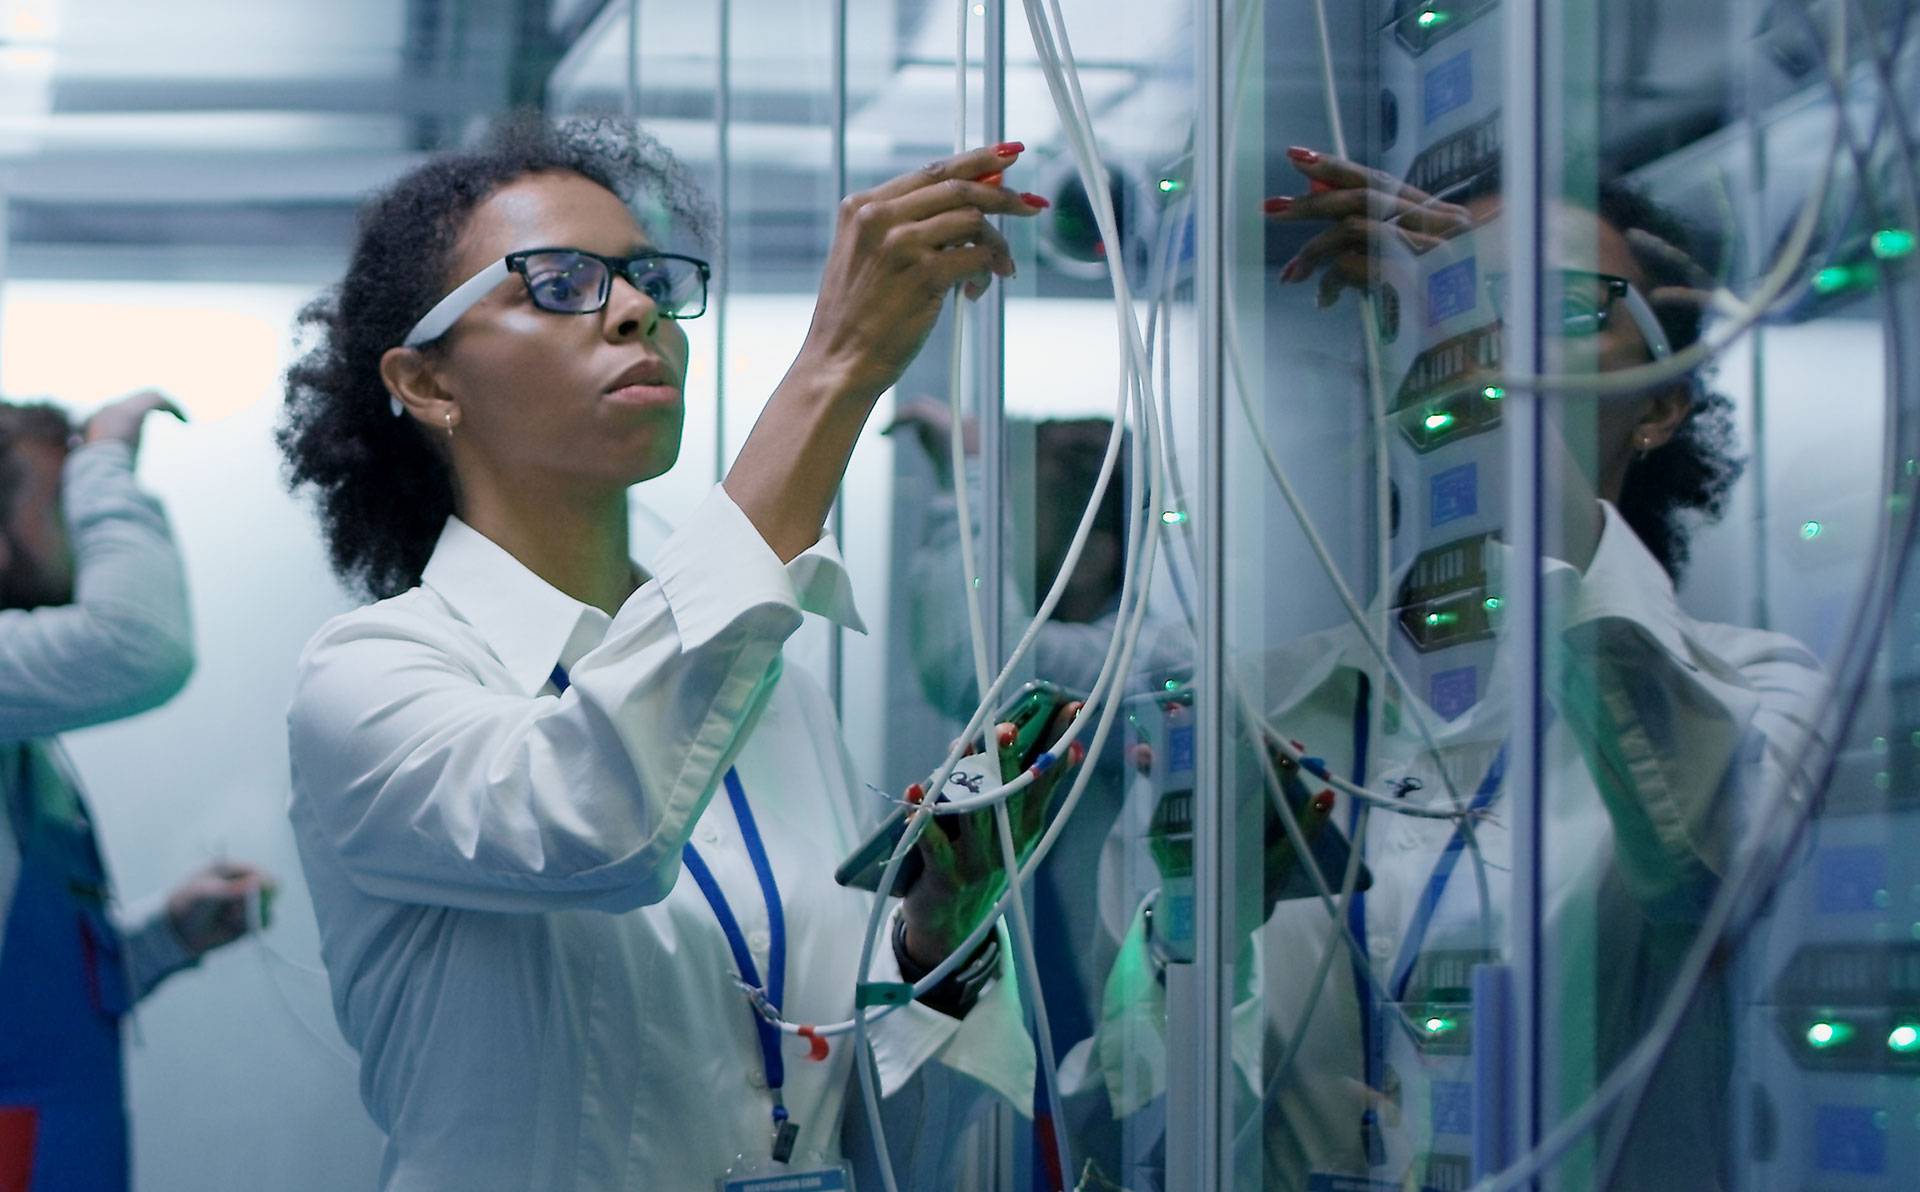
left=747, top=930, right=770, bottom=955
left=746, top=1067, right=767, bottom=1089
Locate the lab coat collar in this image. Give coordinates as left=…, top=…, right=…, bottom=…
left=420, top=516, right=612, bottom=697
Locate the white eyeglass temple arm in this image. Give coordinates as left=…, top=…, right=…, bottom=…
left=1620, top=282, right=1673, bottom=360
left=402, top=258, right=512, bottom=349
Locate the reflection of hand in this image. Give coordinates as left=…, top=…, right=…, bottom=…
left=798, top=144, right=1046, bottom=406
left=81, top=389, right=187, bottom=459
left=900, top=702, right=1082, bottom=967
left=1263, top=146, right=1474, bottom=307
left=884, top=395, right=979, bottom=488
left=165, top=862, right=274, bottom=957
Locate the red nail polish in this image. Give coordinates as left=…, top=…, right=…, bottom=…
left=1287, top=146, right=1321, bottom=164
left=976, top=171, right=1004, bottom=186
left=1020, top=192, right=1050, bottom=209
left=1263, top=196, right=1294, bottom=214
left=994, top=141, right=1025, bottom=157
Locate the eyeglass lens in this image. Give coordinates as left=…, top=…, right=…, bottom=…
left=521, top=251, right=706, bottom=318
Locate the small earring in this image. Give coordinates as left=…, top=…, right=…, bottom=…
left=388, top=394, right=405, bottom=418
left=445, top=410, right=455, bottom=439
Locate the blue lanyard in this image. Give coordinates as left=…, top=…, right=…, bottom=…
left=549, top=665, right=793, bottom=1143
left=1345, top=676, right=1507, bottom=1163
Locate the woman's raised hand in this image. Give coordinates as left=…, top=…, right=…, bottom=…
left=798, top=142, right=1048, bottom=404
left=1262, top=146, right=1474, bottom=307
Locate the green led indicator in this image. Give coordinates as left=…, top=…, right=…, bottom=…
left=1484, top=597, right=1503, bottom=611
left=1807, top=1020, right=1852, bottom=1048
left=1425, top=611, right=1458, bottom=627
left=1157, top=178, right=1182, bottom=194
left=1423, top=1015, right=1457, bottom=1034
left=1423, top=411, right=1455, bottom=432
left=1164, top=679, right=1180, bottom=692
left=1872, top=228, right=1917, bottom=260
left=1813, top=265, right=1855, bottom=296
left=1161, top=509, right=1188, bottom=525
left=1481, top=385, right=1505, bottom=401
left=1890, top=1024, right=1920, bottom=1052
left=1800, top=520, right=1823, bottom=540
left=1416, top=8, right=1449, bottom=29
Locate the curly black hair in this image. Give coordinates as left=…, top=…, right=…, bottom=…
left=277, top=112, right=713, bottom=601
left=1595, top=181, right=1745, bottom=581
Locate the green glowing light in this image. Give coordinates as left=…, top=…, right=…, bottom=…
left=1164, top=679, right=1180, bottom=692
left=1890, top=1024, right=1920, bottom=1053
left=1423, top=1015, right=1458, bottom=1034
left=1481, top=385, right=1505, bottom=401
left=1484, top=597, right=1503, bottom=611
left=1807, top=1020, right=1853, bottom=1049
left=1872, top=228, right=1917, bottom=261
left=1161, top=509, right=1188, bottom=525
left=1813, top=265, right=1860, bottom=295
left=1157, top=178, right=1182, bottom=194
left=1425, top=611, right=1458, bottom=627
left=1416, top=8, right=1449, bottom=29
left=1800, top=520, right=1823, bottom=540
left=1423, top=411, right=1455, bottom=432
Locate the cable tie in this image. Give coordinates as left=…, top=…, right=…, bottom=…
left=1030, top=751, right=1058, bottom=775
left=856, top=981, right=916, bottom=1008
left=1300, top=755, right=1330, bottom=780
left=797, top=1025, right=830, bottom=1062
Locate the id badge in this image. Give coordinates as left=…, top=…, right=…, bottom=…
left=717, top=1153, right=854, bottom=1192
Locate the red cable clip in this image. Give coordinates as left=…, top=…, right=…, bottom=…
left=797, top=1025, right=830, bottom=1062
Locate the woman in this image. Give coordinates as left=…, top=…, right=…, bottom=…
left=277, top=114, right=1057, bottom=1189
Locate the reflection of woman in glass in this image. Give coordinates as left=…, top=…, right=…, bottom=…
left=275, top=116, right=1059, bottom=1189
left=1084, top=157, right=1825, bottom=1190
left=1245, top=153, right=1826, bottom=1189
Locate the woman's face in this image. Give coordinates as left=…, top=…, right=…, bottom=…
left=424, top=170, right=690, bottom=498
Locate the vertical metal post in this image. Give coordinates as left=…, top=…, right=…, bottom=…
left=1184, top=0, right=1229, bottom=1189
left=828, top=0, right=849, bottom=712
left=981, top=0, right=1007, bottom=674
left=623, top=0, right=640, bottom=119
left=1501, top=0, right=1547, bottom=1178
left=713, top=0, right=732, bottom=484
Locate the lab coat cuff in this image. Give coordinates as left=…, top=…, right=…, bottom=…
left=866, top=908, right=1036, bottom=1115
left=651, top=486, right=813, bottom=651
left=786, top=537, right=869, bottom=635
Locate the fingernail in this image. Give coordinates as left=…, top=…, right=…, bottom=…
left=1021, top=192, right=1050, bottom=209
left=994, top=141, right=1025, bottom=157
left=1287, top=146, right=1321, bottom=164
left=1281, top=257, right=1304, bottom=282
left=1263, top=196, right=1294, bottom=214
left=1310, top=178, right=1336, bottom=194
left=976, top=171, right=1004, bottom=186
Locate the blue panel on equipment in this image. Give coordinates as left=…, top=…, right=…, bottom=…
left=1168, top=723, right=1195, bottom=777
left=1431, top=464, right=1478, bottom=527
left=1424, top=51, right=1473, bottom=126
left=1427, top=258, right=1479, bottom=326
left=1814, top=846, right=1887, bottom=914
left=1813, top=1105, right=1885, bottom=1174
left=1430, top=1079, right=1472, bottom=1137
left=1431, top=666, right=1478, bottom=720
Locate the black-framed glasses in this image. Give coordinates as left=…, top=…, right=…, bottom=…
left=1484, top=268, right=1672, bottom=357
left=403, top=247, right=711, bottom=347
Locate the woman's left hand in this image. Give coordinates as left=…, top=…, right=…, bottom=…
left=899, top=702, right=1082, bottom=967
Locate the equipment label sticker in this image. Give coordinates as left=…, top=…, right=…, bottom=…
left=1424, top=51, right=1473, bottom=126
left=1427, top=258, right=1478, bottom=326
left=1431, top=666, right=1478, bottom=720
left=1430, top=464, right=1478, bottom=527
